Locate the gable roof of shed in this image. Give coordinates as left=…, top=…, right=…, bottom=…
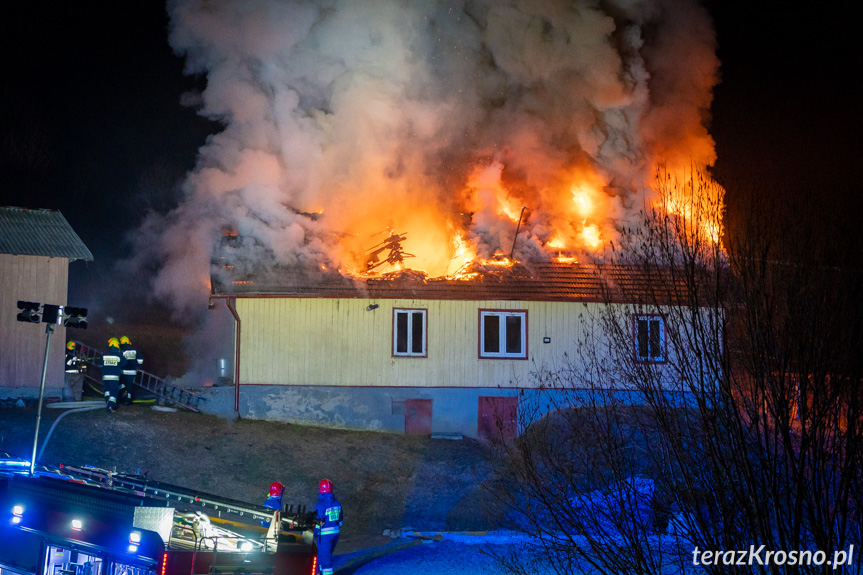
left=212, top=261, right=695, bottom=305
left=0, top=207, right=93, bottom=261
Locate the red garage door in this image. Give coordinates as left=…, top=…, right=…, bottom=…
left=478, top=396, right=518, bottom=441
left=405, top=399, right=433, bottom=435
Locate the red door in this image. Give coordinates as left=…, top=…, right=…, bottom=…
left=478, top=396, right=518, bottom=441
left=405, top=399, right=433, bottom=435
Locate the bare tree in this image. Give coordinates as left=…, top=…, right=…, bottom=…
left=487, top=171, right=863, bottom=574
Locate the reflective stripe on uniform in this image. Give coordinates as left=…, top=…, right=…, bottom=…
left=103, top=375, right=120, bottom=381
left=319, top=527, right=339, bottom=536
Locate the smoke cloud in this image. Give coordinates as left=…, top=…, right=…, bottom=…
left=133, top=0, right=719, bottom=315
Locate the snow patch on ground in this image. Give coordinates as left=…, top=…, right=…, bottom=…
left=350, top=539, right=554, bottom=575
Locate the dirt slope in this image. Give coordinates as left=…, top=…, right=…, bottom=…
left=0, top=403, right=504, bottom=553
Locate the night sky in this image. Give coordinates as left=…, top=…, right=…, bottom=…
left=1, top=2, right=861, bottom=318
left=1, top=4, right=216, bottom=307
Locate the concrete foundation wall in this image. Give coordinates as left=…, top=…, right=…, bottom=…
left=192, top=384, right=670, bottom=438
left=0, top=385, right=64, bottom=402
left=195, top=385, right=526, bottom=438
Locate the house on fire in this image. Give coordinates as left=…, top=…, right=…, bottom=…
left=0, top=207, right=93, bottom=399
left=205, top=261, right=689, bottom=439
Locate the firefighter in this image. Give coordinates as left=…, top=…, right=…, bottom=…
left=261, top=481, right=285, bottom=527
left=63, top=341, right=85, bottom=401
left=264, top=481, right=285, bottom=511
left=313, top=478, right=343, bottom=575
left=100, top=338, right=123, bottom=413
left=118, top=335, right=143, bottom=405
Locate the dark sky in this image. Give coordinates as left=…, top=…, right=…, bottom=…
left=710, top=2, right=863, bottom=189
left=1, top=2, right=861, bottom=312
left=0, top=4, right=217, bottom=307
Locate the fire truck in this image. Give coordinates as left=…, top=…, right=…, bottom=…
left=0, top=455, right=318, bottom=575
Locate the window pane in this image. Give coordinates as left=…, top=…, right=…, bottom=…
left=411, top=312, right=424, bottom=354
left=483, top=315, right=499, bottom=354
left=505, top=315, right=522, bottom=354
left=649, top=319, right=661, bottom=358
left=637, top=319, right=649, bottom=358
left=396, top=312, right=408, bottom=354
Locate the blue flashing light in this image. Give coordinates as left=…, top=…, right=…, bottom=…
left=128, top=545, right=139, bottom=554
left=0, top=458, right=32, bottom=474
left=12, top=505, right=24, bottom=516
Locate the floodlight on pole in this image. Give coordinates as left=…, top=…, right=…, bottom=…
left=16, top=301, right=41, bottom=323
left=41, top=304, right=63, bottom=325
left=63, top=307, right=88, bottom=329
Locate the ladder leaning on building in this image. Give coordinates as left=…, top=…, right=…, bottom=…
left=69, top=341, right=204, bottom=413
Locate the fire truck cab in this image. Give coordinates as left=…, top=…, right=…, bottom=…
left=0, top=457, right=317, bottom=575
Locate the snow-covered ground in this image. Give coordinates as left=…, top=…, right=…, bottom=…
left=350, top=540, right=545, bottom=574
left=342, top=534, right=556, bottom=575
left=339, top=531, right=704, bottom=574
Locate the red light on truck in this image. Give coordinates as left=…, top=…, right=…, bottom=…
left=309, top=556, right=317, bottom=575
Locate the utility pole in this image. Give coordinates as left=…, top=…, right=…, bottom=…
left=30, top=323, right=54, bottom=476
left=16, top=300, right=88, bottom=475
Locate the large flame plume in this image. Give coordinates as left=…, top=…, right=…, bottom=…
left=135, top=0, right=722, bottom=312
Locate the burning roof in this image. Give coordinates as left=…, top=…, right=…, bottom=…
left=128, top=0, right=723, bottom=316
left=211, top=259, right=696, bottom=306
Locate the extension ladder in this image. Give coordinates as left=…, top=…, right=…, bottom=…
left=71, top=341, right=204, bottom=413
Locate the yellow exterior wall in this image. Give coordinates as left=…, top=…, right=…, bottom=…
left=236, top=297, right=603, bottom=388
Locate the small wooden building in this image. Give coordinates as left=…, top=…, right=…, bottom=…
left=208, top=262, right=680, bottom=439
left=0, top=207, right=93, bottom=399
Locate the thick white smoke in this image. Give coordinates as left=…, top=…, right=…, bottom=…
left=135, top=0, right=719, bottom=315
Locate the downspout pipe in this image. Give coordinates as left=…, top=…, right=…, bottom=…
left=225, top=297, right=241, bottom=419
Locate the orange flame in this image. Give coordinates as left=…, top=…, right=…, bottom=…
left=581, top=221, right=602, bottom=250
left=653, top=167, right=725, bottom=246
left=318, top=157, right=723, bottom=281
left=547, top=234, right=567, bottom=250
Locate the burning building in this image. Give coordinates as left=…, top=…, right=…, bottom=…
left=203, top=257, right=699, bottom=438
left=125, top=0, right=725, bottom=433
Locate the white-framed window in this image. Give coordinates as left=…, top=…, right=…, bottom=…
left=479, top=309, right=527, bottom=359
left=634, top=315, right=666, bottom=363
left=393, top=309, right=427, bottom=357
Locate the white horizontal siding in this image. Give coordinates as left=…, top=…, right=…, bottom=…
left=237, top=297, right=604, bottom=389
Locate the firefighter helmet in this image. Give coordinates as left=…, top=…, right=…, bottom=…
left=66, top=341, right=75, bottom=350
left=269, top=481, right=285, bottom=497
left=108, top=337, right=120, bottom=348
left=120, top=336, right=131, bottom=345
left=318, top=478, right=333, bottom=494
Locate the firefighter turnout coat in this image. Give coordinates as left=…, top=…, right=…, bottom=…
left=314, top=492, right=343, bottom=575
left=100, top=344, right=123, bottom=410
